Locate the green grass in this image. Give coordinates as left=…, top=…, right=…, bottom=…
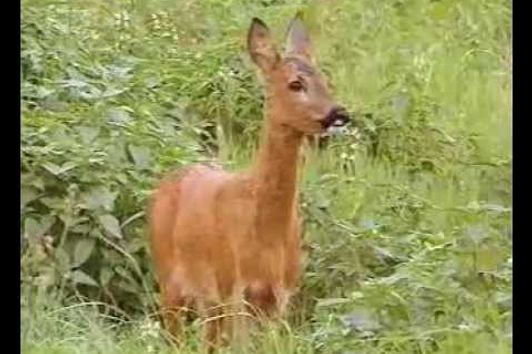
left=21, top=0, right=511, bottom=353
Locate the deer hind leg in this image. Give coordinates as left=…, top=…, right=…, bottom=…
left=198, top=300, right=228, bottom=353
left=160, top=277, right=192, bottom=346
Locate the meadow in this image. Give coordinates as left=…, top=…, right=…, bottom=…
left=21, top=0, right=511, bottom=353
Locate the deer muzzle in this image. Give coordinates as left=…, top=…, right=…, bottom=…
left=320, top=106, right=350, bottom=134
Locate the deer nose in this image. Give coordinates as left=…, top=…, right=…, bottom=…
left=330, top=106, right=350, bottom=126
left=320, top=106, right=350, bottom=129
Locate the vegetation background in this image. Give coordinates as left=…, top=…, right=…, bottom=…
left=21, top=0, right=511, bottom=353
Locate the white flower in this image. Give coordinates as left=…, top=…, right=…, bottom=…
left=139, top=318, right=160, bottom=340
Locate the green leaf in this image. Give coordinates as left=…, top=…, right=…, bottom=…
left=55, top=247, right=71, bottom=273
left=476, top=246, right=503, bottom=273
left=90, top=228, right=104, bottom=239
left=430, top=2, right=450, bottom=21
left=40, top=197, right=64, bottom=210
left=21, top=186, right=39, bottom=209
left=42, top=161, right=77, bottom=176
left=341, top=310, right=381, bottom=332
left=71, top=270, right=99, bottom=287
left=106, top=107, right=132, bottom=125
left=120, top=211, right=145, bottom=228
left=116, top=279, right=139, bottom=293
left=72, top=238, right=96, bottom=268
left=59, top=161, right=77, bottom=174
left=76, top=126, right=100, bottom=144
left=41, top=98, right=68, bottom=112
left=83, top=187, right=117, bottom=211
left=465, top=225, right=489, bottom=243
left=125, top=238, right=144, bottom=254
left=482, top=203, right=511, bottom=214
left=115, top=266, right=132, bottom=279
left=70, top=223, right=91, bottom=234
left=316, top=298, right=351, bottom=307
left=315, top=191, right=331, bottom=210
left=98, top=214, right=122, bottom=239
left=128, top=145, right=152, bottom=169
left=42, top=162, right=62, bottom=176
left=101, top=87, right=127, bottom=98
left=31, top=177, right=45, bottom=191
left=24, top=216, right=55, bottom=239
left=100, top=267, right=114, bottom=286
left=145, top=76, right=160, bottom=88
left=24, top=218, right=40, bottom=240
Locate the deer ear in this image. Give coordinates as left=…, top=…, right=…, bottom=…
left=248, top=18, right=280, bottom=71
left=285, top=14, right=312, bottom=58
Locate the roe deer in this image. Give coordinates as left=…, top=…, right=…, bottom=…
left=149, top=15, right=350, bottom=350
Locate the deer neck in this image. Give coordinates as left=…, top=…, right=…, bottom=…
left=253, top=101, right=303, bottom=244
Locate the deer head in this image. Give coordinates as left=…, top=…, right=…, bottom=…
left=247, top=16, right=350, bottom=136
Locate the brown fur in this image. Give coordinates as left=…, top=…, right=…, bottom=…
left=149, top=16, right=348, bottom=350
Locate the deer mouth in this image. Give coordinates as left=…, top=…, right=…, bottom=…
left=320, top=108, right=350, bottom=135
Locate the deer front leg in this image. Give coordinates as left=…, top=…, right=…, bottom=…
left=244, top=282, right=279, bottom=318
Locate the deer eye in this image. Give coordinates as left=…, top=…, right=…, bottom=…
left=288, top=80, right=304, bottom=92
